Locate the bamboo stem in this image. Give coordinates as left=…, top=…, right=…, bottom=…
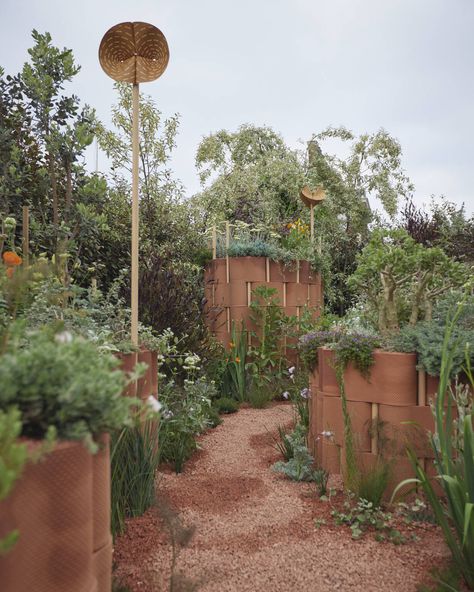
left=22, top=206, right=29, bottom=267
left=131, top=83, right=140, bottom=346
left=418, top=369, right=427, bottom=406
left=212, top=225, right=217, bottom=259
left=371, top=403, right=379, bottom=455
left=225, top=221, right=230, bottom=283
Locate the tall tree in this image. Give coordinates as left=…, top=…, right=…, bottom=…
left=306, top=126, right=414, bottom=234
left=193, top=124, right=305, bottom=226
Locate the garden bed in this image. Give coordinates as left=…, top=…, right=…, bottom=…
left=308, top=347, right=453, bottom=497
left=204, top=256, right=322, bottom=353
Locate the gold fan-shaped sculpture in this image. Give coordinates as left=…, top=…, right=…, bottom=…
left=99, top=21, right=169, bottom=84
left=299, top=185, right=326, bottom=209
left=299, top=185, right=326, bottom=248
left=99, top=22, right=169, bottom=347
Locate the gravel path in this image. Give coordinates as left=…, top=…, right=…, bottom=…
left=115, top=403, right=449, bottom=592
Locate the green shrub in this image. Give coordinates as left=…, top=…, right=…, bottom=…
left=220, top=322, right=248, bottom=402
left=312, top=467, right=330, bottom=497
left=0, top=406, right=27, bottom=555
left=110, top=416, right=160, bottom=537
left=348, top=228, right=469, bottom=334
left=334, top=332, right=379, bottom=379
left=158, top=377, right=214, bottom=473
left=389, top=292, right=474, bottom=378
left=213, top=397, right=239, bottom=414
left=0, top=331, right=133, bottom=451
left=393, top=299, right=474, bottom=589
left=272, top=444, right=315, bottom=481
left=226, top=238, right=281, bottom=259
left=248, top=383, right=274, bottom=409
left=274, top=423, right=306, bottom=461
left=357, top=460, right=392, bottom=507
left=332, top=498, right=404, bottom=542
left=298, top=330, right=340, bottom=371
left=206, top=406, right=222, bottom=427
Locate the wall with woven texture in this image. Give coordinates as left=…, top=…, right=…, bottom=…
left=308, top=347, right=451, bottom=497
left=204, top=257, right=322, bottom=357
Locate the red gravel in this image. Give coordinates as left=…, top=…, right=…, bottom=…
left=114, top=403, right=450, bottom=591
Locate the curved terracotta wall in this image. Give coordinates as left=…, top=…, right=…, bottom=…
left=116, top=349, right=158, bottom=399
left=204, top=257, right=322, bottom=358
left=309, top=347, right=446, bottom=497
left=0, top=439, right=112, bottom=592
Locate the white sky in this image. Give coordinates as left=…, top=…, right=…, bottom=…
left=1, top=0, right=473, bottom=214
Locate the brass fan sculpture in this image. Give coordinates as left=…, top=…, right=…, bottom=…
left=299, top=185, right=326, bottom=244
left=99, top=22, right=169, bottom=345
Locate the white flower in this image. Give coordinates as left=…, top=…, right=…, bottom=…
left=321, top=430, right=334, bottom=439
left=282, top=391, right=290, bottom=400
left=300, top=387, right=310, bottom=399
left=163, top=410, right=174, bottom=420
left=288, top=366, right=296, bottom=375
left=147, top=395, right=162, bottom=413
left=55, top=331, right=73, bottom=344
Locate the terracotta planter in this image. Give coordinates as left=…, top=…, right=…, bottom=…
left=228, top=281, right=248, bottom=307
left=0, top=440, right=96, bottom=592
left=92, top=436, right=111, bottom=550
left=308, top=282, right=322, bottom=308
left=321, top=441, right=341, bottom=474
left=229, top=257, right=266, bottom=282
left=206, top=305, right=226, bottom=333
left=378, top=404, right=434, bottom=458
left=230, top=305, right=256, bottom=335
left=285, top=282, right=309, bottom=307
left=205, top=258, right=322, bottom=359
left=136, top=350, right=158, bottom=400
left=269, top=260, right=298, bottom=283
left=116, top=352, right=138, bottom=397
left=318, top=348, right=418, bottom=405
left=298, top=260, right=311, bottom=283
left=205, top=259, right=227, bottom=283
left=322, top=396, right=372, bottom=452
left=317, top=348, right=339, bottom=395
left=213, top=282, right=231, bottom=306
left=251, top=281, right=284, bottom=304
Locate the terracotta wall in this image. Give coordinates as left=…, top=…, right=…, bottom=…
left=204, top=257, right=322, bottom=358
left=309, top=347, right=446, bottom=497
left=116, top=349, right=158, bottom=399
left=0, top=438, right=111, bottom=592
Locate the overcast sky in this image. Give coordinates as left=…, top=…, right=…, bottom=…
left=1, top=0, right=473, bottom=214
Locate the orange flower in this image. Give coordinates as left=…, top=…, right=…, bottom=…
left=3, top=251, right=22, bottom=267
left=235, top=356, right=241, bottom=363
left=229, top=342, right=235, bottom=349
left=5, top=267, right=15, bottom=278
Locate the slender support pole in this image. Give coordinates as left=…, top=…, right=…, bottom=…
left=371, top=403, right=379, bottom=455
left=212, top=225, right=217, bottom=259
left=225, top=221, right=230, bottom=283
left=310, top=204, right=314, bottom=243
left=22, top=206, right=29, bottom=267
left=131, top=83, right=140, bottom=346
left=418, top=369, right=427, bottom=406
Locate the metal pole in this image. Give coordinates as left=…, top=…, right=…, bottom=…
left=310, top=204, right=314, bottom=243
left=131, top=83, right=140, bottom=346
